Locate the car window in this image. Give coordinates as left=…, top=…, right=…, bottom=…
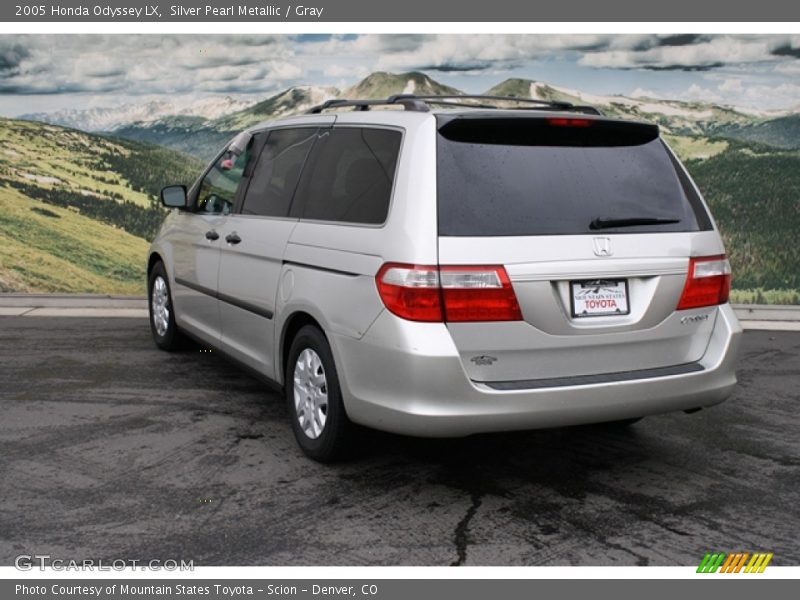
left=436, top=116, right=711, bottom=236
left=196, top=143, right=251, bottom=215
left=293, top=127, right=401, bottom=225
left=241, top=128, right=318, bottom=218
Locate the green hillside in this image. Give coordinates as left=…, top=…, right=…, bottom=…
left=681, top=140, right=800, bottom=291
left=342, top=71, right=462, bottom=99
left=0, top=187, right=147, bottom=293
left=215, top=86, right=340, bottom=131
left=715, top=114, right=800, bottom=150
left=486, top=79, right=593, bottom=109
left=113, top=115, right=232, bottom=162
left=5, top=71, right=799, bottom=303
left=0, top=118, right=203, bottom=293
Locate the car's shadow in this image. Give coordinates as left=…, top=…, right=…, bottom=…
left=176, top=333, right=653, bottom=477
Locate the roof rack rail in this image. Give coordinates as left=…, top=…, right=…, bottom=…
left=306, top=94, right=602, bottom=115
left=306, top=97, right=430, bottom=113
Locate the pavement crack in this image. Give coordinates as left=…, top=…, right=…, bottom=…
left=450, top=491, right=483, bottom=566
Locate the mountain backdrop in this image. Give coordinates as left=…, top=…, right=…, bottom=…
left=0, top=119, right=202, bottom=293
left=20, top=96, right=256, bottom=134
left=2, top=71, right=799, bottom=303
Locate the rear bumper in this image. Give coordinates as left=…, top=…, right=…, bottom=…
left=331, top=304, right=742, bottom=437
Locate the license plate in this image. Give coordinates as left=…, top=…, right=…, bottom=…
left=570, top=279, right=629, bottom=318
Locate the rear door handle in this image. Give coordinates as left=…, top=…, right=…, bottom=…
left=205, top=230, right=219, bottom=241
left=225, top=232, right=242, bottom=245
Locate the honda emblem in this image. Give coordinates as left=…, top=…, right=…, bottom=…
left=592, top=237, right=612, bottom=257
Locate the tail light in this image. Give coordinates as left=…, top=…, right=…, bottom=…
left=547, top=117, right=592, bottom=127
left=677, top=255, right=731, bottom=310
left=374, top=264, right=441, bottom=322
left=375, top=263, right=523, bottom=322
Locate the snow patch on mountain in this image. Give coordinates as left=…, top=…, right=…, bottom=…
left=272, top=86, right=338, bottom=116
left=22, top=96, right=257, bottom=132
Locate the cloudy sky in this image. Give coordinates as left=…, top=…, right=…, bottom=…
left=1, top=34, right=799, bottom=115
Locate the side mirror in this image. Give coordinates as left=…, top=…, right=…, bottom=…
left=160, top=185, right=188, bottom=209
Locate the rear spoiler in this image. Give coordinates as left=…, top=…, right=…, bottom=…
left=436, top=113, right=659, bottom=147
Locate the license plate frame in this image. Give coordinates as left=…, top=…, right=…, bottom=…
left=570, top=279, right=630, bottom=318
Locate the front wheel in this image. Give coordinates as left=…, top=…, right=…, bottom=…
left=286, top=325, right=355, bottom=462
left=148, top=262, right=182, bottom=351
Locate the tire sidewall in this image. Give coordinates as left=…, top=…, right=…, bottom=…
left=286, top=325, right=350, bottom=461
left=148, top=262, right=177, bottom=350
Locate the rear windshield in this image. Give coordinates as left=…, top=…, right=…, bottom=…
left=436, top=116, right=711, bottom=237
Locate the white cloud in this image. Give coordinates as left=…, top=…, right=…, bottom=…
left=322, top=63, right=370, bottom=79
left=742, top=82, right=800, bottom=108
left=299, top=34, right=617, bottom=73
left=774, top=62, right=800, bottom=75
left=684, top=84, right=724, bottom=103
left=0, top=35, right=298, bottom=95
left=579, top=35, right=797, bottom=70
left=661, top=78, right=800, bottom=111
left=2, top=34, right=800, bottom=114
left=718, top=78, right=744, bottom=93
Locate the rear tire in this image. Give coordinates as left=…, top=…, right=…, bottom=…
left=148, top=262, right=183, bottom=351
left=286, top=325, right=355, bottom=462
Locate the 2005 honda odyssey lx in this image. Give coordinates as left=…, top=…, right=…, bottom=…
left=148, top=94, right=742, bottom=461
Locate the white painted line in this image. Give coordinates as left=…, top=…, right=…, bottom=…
left=734, top=306, right=800, bottom=322
left=0, top=307, right=32, bottom=316
left=0, top=295, right=146, bottom=309
left=23, top=308, right=149, bottom=318
left=740, top=320, right=800, bottom=332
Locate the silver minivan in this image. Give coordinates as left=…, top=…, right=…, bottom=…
left=148, top=95, right=742, bottom=461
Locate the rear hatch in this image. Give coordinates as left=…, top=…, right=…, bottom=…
left=435, top=113, right=725, bottom=384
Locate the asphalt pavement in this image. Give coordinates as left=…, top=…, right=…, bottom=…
left=0, top=316, right=798, bottom=566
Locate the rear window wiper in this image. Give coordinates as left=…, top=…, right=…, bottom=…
left=590, top=216, right=681, bottom=230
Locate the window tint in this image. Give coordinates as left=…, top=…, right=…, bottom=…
left=436, top=117, right=711, bottom=236
left=196, top=145, right=251, bottom=215
left=241, top=128, right=317, bottom=218
left=294, top=127, right=401, bottom=225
